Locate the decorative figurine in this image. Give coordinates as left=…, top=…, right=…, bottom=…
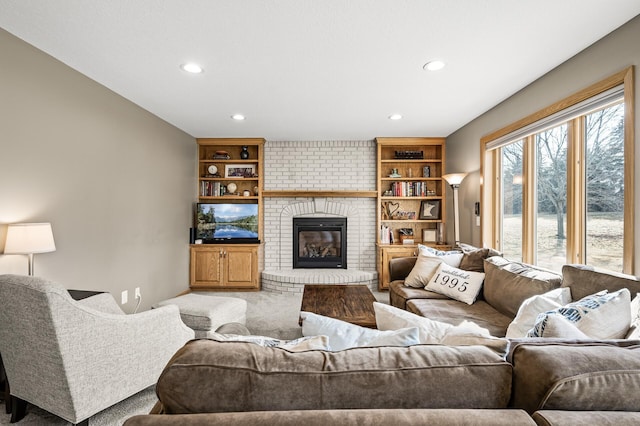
left=240, top=146, right=250, bottom=159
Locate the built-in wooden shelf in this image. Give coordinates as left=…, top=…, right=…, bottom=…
left=263, top=190, right=378, bottom=198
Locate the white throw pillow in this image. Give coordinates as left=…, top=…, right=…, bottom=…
left=278, top=335, right=331, bottom=352
left=373, top=302, right=453, bottom=343
left=209, top=333, right=330, bottom=352
left=404, top=254, right=443, bottom=288
left=417, top=244, right=464, bottom=267
left=425, top=263, right=485, bottom=305
left=625, top=293, right=640, bottom=339
left=528, top=314, right=591, bottom=339
left=505, top=287, right=572, bottom=338
left=299, top=311, right=420, bottom=351
left=527, top=289, right=632, bottom=339
left=374, top=303, right=508, bottom=355
left=440, top=320, right=509, bottom=355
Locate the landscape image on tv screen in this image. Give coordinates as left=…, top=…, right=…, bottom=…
left=196, top=203, right=258, bottom=240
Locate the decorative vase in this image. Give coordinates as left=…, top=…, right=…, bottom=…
left=240, top=146, right=249, bottom=159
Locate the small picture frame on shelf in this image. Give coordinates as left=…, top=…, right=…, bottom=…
left=395, top=211, right=416, bottom=220
left=419, top=200, right=441, bottom=220
left=225, top=164, right=257, bottom=178
left=422, top=229, right=437, bottom=242
left=398, top=228, right=414, bottom=244
left=422, top=166, right=431, bottom=177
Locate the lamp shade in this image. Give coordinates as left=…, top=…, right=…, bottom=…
left=4, top=223, right=56, bottom=254
left=442, top=173, right=468, bottom=186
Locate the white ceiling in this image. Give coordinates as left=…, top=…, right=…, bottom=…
left=1, top=1, right=640, bottom=140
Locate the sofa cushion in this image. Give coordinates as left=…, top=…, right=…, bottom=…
left=156, top=339, right=513, bottom=414
left=527, top=289, right=631, bottom=340
left=300, top=311, right=420, bottom=351
left=389, top=280, right=448, bottom=309
left=458, top=243, right=502, bottom=273
left=509, top=341, right=640, bottom=414
left=483, top=257, right=562, bottom=318
left=505, top=288, right=572, bottom=338
left=407, top=298, right=512, bottom=337
left=425, top=263, right=485, bottom=305
left=561, top=264, right=640, bottom=301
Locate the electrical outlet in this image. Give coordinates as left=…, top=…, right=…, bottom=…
left=121, top=290, right=128, bottom=305
left=135, top=287, right=141, bottom=299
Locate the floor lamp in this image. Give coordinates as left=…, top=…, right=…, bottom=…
left=4, top=223, right=56, bottom=276
left=442, top=173, right=467, bottom=248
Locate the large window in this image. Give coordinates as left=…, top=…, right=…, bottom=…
left=584, top=103, right=625, bottom=271
left=535, top=124, right=568, bottom=270
left=482, top=68, right=634, bottom=274
left=500, top=140, right=524, bottom=262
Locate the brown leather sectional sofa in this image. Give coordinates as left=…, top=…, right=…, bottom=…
left=125, top=258, right=640, bottom=425
left=124, top=337, right=640, bottom=425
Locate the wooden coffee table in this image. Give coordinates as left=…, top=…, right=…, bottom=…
left=299, top=284, right=377, bottom=328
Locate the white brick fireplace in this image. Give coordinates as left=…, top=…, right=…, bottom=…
left=261, top=140, right=378, bottom=292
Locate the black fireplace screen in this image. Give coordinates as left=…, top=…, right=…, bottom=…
left=293, top=217, right=347, bottom=269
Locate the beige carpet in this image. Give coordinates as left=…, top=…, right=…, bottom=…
left=1, top=288, right=389, bottom=425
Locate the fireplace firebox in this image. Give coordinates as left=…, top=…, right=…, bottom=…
left=293, top=217, right=347, bottom=269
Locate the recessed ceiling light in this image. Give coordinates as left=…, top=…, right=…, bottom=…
left=180, top=63, right=203, bottom=74
left=231, top=114, right=246, bottom=121
left=423, top=60, right=446, bottom=71
left=388, top=114, right=403, bottom=120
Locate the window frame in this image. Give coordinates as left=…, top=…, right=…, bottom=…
left=480, top=67, right=635, bottom=274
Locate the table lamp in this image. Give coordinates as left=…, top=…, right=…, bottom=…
left=442, top=173, right=468, bottom=247
left=4, top=222, right=56, bottom=276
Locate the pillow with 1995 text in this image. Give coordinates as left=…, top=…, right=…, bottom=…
left=425, top=263, right=485, bottom=305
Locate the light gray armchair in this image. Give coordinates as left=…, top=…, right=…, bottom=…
left=0, top=274, right=194, bottom=425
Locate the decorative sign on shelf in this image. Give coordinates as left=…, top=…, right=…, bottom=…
left=394, top=150, right=424, bottom=159
left=212, top=150, right=230, bottom=159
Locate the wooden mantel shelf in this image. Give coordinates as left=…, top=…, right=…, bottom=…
left=262, top=190, right=378, bottom=198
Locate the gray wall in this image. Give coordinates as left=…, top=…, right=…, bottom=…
left=446, top=14, right=640, bottom=268
left=0, top=29, right=196, bottom=311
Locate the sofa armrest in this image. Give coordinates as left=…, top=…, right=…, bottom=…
left=389, top=256, right=417, bottom=282
left=509, top=341, right=640, bottom=414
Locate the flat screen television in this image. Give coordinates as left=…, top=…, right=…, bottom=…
left=195, top=203, right=259, bottom=243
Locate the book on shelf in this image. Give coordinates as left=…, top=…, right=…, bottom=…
left=200, top=181, right=227, bottom=197
left=380, top=225, right=394, bottom=244
left=388, top=181, right=435, bottom=197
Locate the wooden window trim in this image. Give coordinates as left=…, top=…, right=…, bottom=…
left=480, top=67, right=634, bottom=273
